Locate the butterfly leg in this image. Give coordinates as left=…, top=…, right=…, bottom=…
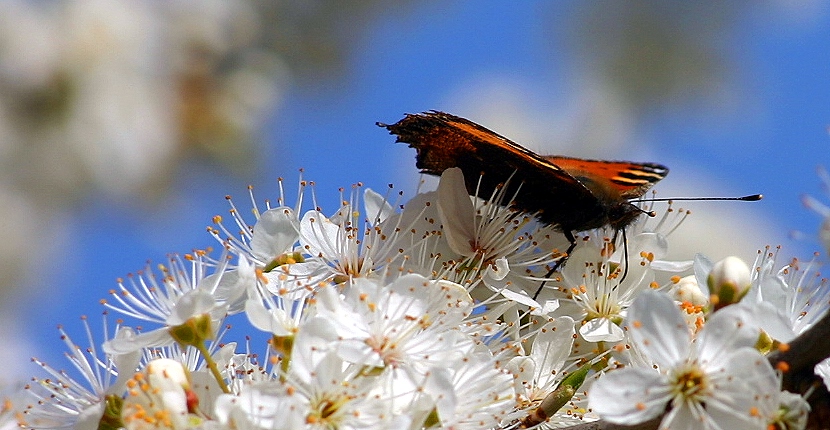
left=619, top=228, right=630, bottom=282
left=532, top=230, right=577, bottom=300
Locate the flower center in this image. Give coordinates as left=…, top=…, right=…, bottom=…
left=307, top=393, right=352, bottom=426
left=669, top=364, right=709, bottom=401
left=584, top=292, right=622, bottom=321
left=365, top=335, right=403, bottom=367
left=333, top=257, right=366, bottom=283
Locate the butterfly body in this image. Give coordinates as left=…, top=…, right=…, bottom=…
left=378, top=111, right=669, bottom=234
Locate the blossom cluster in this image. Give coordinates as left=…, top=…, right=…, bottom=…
left=9, top=168, right=830, bottom=429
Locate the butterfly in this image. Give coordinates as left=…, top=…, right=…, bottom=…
left=377, top=110, right=669, bottom=243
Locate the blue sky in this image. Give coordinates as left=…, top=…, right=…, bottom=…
left=16, top=1, right=830, bottom=374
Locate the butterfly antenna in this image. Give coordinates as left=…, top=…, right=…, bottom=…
left=620, top=228, right=630, bottom=283
left=638, top=194, right=762, bottom=203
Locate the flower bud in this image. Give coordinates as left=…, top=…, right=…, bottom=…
left=673, top=275, right=708, bottom=307
left=707, top=256, right=751, bottom=310
left=122, top=358, right=197, bottom=430
left=671, top=275, right=708, bottom=333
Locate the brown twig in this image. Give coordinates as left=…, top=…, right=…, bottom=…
left=768, top=311, right=830, bottom=430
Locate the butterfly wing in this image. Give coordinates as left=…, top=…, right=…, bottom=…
left=544, top=156, right=669, bottom=200
left=380, top=111, right=609, bottom=231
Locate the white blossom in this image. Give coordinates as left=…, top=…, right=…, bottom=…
left=589, top=289, right=780, bottom=430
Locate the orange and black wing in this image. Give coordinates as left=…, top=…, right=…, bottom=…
left=544, top=156, right=668, bottom=201
left=379, top=111, right=609, bottom=231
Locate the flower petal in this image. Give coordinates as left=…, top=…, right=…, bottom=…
left=696, top=304, right=761, bottom=363
left=108, top=327, right=143, bottom=394
left=530, top=317, right=575, bottom=388
left=299, top=210, right=342, bottom=259
left=487, top=256, right=510, bottom=281
left=561, top=245, right=602, bottom=287
left=103, top=328, right=172, bottom=354
left=650, top=259, right=694, bottom=272
left=364, top=187, right=394, bottom=224
left=628, top=232, right=668, bottom=259
left=627, top=289, right=690, bottom=368
left=704, top=349, right=776, bottom=429
left=250, top=206, right=299, bottom=262
left=589, top=367, right=669, bottom=425
left=499, top=286, right=546, bottom=311
left=580, top=317, right=624, bottom=343
left=168, top=289, right=218, bottom=325
left=693, top=253, right=714, bottom=297
left=437, top=167, right=477, bottom=256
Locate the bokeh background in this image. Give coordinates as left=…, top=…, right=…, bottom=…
left=1, top=0, right=828, bottom=383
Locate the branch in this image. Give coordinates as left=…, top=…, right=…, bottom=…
left=768, top=311, right=830, bottom=429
